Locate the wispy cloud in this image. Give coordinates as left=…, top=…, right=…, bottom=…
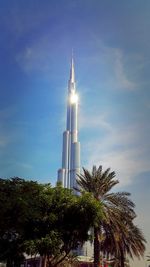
left=16, top=42, right=52, bottom=74
left=15, top=32, right=69, bottom=77
left=81, top=38, right=138, bottom=91
left=0, top=159, right=33, bottom=179
left=86, top=146, right=150, bottom=188
left=81, top=111, right=150, bottom=187
left=0, top=135, right=10, bottom=148
left=113, top=49, right=136, bottom=90
left=0, top=106, right=17, bottom=148
left=15, top=162, right=33, bottom=170
left=80, top=111, right=112, bottom=132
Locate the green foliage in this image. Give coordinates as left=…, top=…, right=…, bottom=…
left=0, top=177, right=44, bottom=266
left=0, top=177, right=103, bottom=267
left=23, top=186, right=103, bottom=266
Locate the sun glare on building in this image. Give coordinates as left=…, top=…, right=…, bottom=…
left=70, top=92, right=78, bottom=104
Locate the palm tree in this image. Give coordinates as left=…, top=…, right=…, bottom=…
left=76, top=165, right=144, bottom=267
left=101, top=220, right=146, bottom=267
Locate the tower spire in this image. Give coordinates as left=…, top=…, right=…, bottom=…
left=69, top=52, right=75, bottom=84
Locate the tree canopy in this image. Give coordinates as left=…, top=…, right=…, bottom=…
left=0, top=178, right=103, bottom=267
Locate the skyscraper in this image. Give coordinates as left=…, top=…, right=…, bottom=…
left=57, top=57, right=93, bottom=258
left=57, top=57, right=80, bottom=190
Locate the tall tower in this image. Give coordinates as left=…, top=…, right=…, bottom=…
left=57, top=57, right=80, bottom=190
left=57, top=57, right=93, bottom=258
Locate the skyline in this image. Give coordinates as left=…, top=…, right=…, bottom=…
left=0, top=1, right=150, bottom=266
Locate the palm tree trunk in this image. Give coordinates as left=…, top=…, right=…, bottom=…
left=120, top=248, right=125, bottom=267
left=94, top=227, right=100, bottom=267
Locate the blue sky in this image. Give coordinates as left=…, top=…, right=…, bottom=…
left=0, top=1, right=150, bottom=266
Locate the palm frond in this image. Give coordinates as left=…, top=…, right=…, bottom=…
left=76, top=164, right=146, bottom=266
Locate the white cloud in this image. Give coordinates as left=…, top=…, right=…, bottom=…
left=80, top=110, right=112, bottom=132
left=87, top=148, right=150, bottom=188
left=81, top=38, right=137, bottom=91
left=81, top=112, right=150, bottom=187
left=113, top=49, right=136, bottom=90
left=103, top=46, right=137, bottom=91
